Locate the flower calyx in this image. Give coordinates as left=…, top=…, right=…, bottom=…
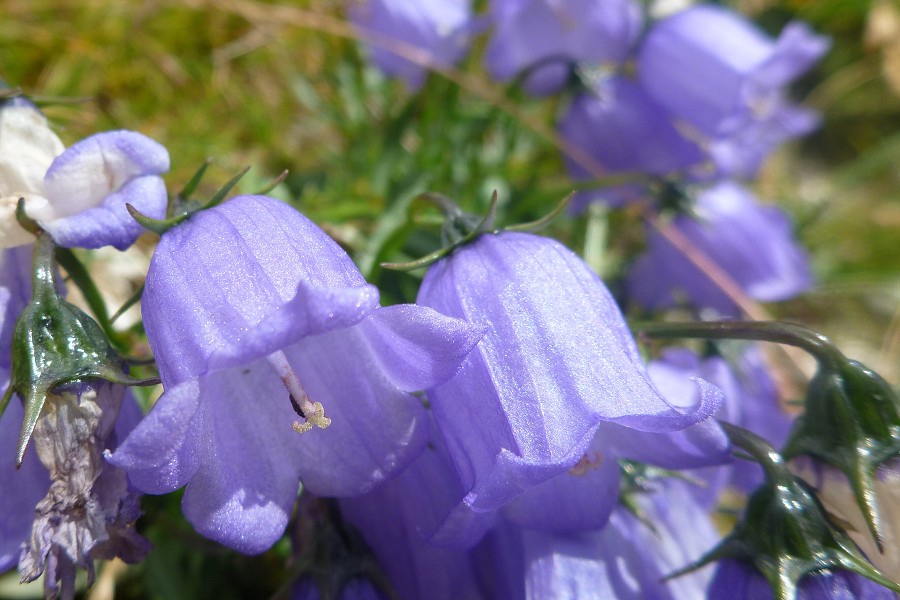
left=669, top=423, right=900, bottom=600
left=382, top=189, right=573, bottom=271
left=0, top=230, right=157, bottom=466
left=127, top=160, right=270, bottom=235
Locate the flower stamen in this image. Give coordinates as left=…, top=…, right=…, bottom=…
left=266, top=351, right=331, bottom=432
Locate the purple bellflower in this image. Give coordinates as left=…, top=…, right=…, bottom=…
left=637, top=5, right=829, bottom=178
left=349, top=0, right=474, bottom=89
left=557, top=75, right=706, bottom=209
left=110, top=195, right=482, bottom=554
left=485, top=0, right=642, bottom=95
left=416, top=230, right=725, bottom=545
left=626, top=182, right=813, bottom=315
left=708, top=559, right=897, bottom=600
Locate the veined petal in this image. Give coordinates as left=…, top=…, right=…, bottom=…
left=143, top=195, right=378, bottom=384
left=418, top=231, right=720, bottom=537
left=108, top=379, right=206, bottom=495
left=39, top=130, right=169, bottom=221
left=356, top=304, right=484, bottom=392
left=283, top=324, right=429, bottom=496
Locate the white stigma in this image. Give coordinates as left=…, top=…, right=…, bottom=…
left=266, top=350, right=331, bottom=433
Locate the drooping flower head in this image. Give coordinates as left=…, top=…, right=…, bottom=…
left=349, top=0, right=474, bottom=89
left=416, top=230, right=725, bottom=544
left=626, top=182, right=813, bottom=315
left=111, top=195, right=481, bottom=554
left=636, top=5, right=830, bottom=178
left=485, top=0, right=642, bottom=95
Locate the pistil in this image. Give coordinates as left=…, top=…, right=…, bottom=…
left=266, top=351, right=331, bottom=433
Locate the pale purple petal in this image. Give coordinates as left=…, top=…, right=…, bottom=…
left=42, top=175, right=167, bottom=250
left=358, top=304, right=483, bottom=391
left=42, top=130, right=168, bottom=218
left=283, top=321, right=429, bottom=496
left=558, top=77, right=705, bottom=208
left=340, top=437, right=485, bottom=600
left=108, top=378, right=205, bottom=495
left=418, top=232, right=720, bottom=538
left=637, top=5, right=828, bottom=146
left=178, top=366, right=304, bottom=555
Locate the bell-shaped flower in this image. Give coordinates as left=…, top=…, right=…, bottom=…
left=626, top=182, right=813, bottom=315
left=485, top=0, right=642, bottom=95
left=708, top=559, right=897, bottom=600
left=109, top=195, right=482, bottom=554
left=349, top=0, right=474, bottom=89
left=636, top=5, right=829, bottom=178
left=557, top=75, right=706, bottom=208
left=416, top=230, right=723, bottom=545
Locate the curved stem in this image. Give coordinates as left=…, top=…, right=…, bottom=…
left=633, top=320, right=846, bottom=371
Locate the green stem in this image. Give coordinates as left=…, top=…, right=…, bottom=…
left=633, top=320, right=846, bottom=371
left=720, top=422, right=792, bottom=486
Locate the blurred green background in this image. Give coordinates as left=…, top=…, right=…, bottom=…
left=0, top=0, right=899, bottom=596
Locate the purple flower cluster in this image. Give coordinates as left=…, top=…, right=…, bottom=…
left=76, top=192, right=731, bottom=598
left=349, top=0, right=828, bottom=317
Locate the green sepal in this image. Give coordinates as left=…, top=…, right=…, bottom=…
left=782, top=359, right=900, bottom=552
left=383, top=189, right=574, bottom=272
left=633, top=319, right=900, bottom=549
left=669, top=424, right=900, bottom=600
left=381, top=191, right=498, bottom=271
left=1, top=233, right=158, bottom=466
left=129, top=164, right=251, bottom=236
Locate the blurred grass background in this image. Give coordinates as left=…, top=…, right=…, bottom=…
left=0, top=0, right=898, bottom=596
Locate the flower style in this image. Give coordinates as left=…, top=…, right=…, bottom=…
left=1, top=103, right=169, bottom=252
left=416, top=230, right=724, bottom=545
left=626, top=182, right=813, bottom=315
left=110, top=195, right=482, bottom=554
left=349, top=0, right=474, bottom=89
left=636, top=5, right=830, bottom=178
left=485, top=0, right=642, bottom=95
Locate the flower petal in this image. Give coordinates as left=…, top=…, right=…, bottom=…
left=357, top=304, right=484, bottom=392
left=40, top=130, right=169, bottom=221
left=41, top=175, right=167, bottom=250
